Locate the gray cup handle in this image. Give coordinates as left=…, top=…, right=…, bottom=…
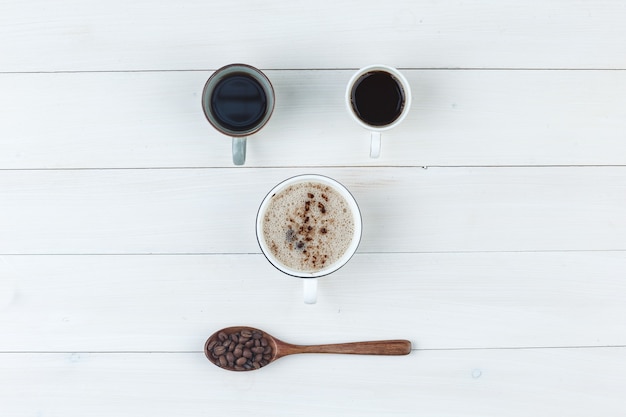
left=232, top=137, right=247, bottom=166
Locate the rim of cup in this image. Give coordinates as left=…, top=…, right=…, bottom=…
left=202, top=63, right=275, bottom=137
left=256, top=174, right=362, bottom=279
left=345, top=64, right=412, bottom=132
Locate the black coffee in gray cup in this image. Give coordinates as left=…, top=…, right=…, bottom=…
left=202, top=64, right=275, bottom=165
left=209, top=73, right=268, bottom=133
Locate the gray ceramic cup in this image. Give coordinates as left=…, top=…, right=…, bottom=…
left=202, top=64, right=275, bottom=165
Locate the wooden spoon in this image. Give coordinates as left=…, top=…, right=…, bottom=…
left=204, top=326, right=411, bottom=371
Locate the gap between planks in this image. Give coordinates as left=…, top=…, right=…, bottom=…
left=1, top=345, right=625, bottom=354
left=1, top=165, right=626, bottom=172
left=2, top=68, right=626, bottom=75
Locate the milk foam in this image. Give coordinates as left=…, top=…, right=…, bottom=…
left=262, top=181, right=355, bottom=273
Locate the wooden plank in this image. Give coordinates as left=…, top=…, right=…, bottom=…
left=1, top=348, right=624, bottom=416
left=1, top=70, right=626, bottom=168
left=0, top=167, right=625, bottom=254
left=1, top=252, right=625, bottom=351
left=1, top=2, right=623, bottom=415
left=1, top=1, right=626, bottom=71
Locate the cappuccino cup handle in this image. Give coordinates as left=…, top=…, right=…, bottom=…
left=303, top=279, right=317, bottom=304
left=232, top=137, right=247, bottom=165
left=370, top=131, right=381, bottom=158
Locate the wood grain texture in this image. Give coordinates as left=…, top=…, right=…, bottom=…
left=0, top=167, right=624, bottom=254
left=1, top=70, right=626, bottom=168
left=283, top=339, right=412, bottom=356
left=2, top=0, right=626, bottom=415
left=1, top=0, right=626, bottom=71
left=1, top=252, right=625, bottom=351
left=204, top=326, right=410, bottom=373
left=1, top=349, right=625, bottom=417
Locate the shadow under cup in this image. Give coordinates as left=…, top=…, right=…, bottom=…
left=256, top=175, right=362, bottom=304
left=202, top=64, right=275, bottom=165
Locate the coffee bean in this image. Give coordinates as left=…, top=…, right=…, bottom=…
left=207, top=328, right=274, bottom=371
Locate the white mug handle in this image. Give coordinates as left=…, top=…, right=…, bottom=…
left=370, top=131, right=381, bottom=158
left=303, top=279, right=317, bottom=304
left=232, top=137, right=247, bottom=165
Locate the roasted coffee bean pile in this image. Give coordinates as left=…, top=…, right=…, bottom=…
left=207, top=328, right=273, bottom=370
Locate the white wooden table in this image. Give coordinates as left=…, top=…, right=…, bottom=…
left=1, top=1, right=625, bottom=415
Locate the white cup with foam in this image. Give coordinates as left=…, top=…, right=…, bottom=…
left=256, top=174, right=362, bottom=304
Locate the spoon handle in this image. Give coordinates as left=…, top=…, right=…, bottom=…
left=287, top=340, right=411, bottom=356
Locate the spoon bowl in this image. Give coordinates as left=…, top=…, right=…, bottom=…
left=204, top=326, right=411, bottom=372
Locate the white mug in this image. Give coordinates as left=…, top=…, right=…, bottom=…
left=346, top=65, right=412, bottom=158
left=256, top=175, right=362, bottom=304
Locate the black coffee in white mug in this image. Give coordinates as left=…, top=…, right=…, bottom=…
left=346, top=65, right=411, bottom=158
left=202, top=64, right=275, bottom=165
